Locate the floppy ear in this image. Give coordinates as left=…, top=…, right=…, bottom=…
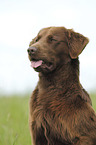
left=67, top=29, right=89, bottom=59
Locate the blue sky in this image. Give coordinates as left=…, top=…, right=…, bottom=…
left=0, top=0, right=96, bottom=94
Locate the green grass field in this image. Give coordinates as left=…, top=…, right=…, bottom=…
left=0, top=96, right=31, bottom=145
left=0, top=94, right=96, bottom=145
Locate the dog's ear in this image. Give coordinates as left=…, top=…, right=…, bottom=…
left=67, top=29, right=89, bottom=59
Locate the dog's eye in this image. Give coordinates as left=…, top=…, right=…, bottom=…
left=48, top=35, right=57, bottom=42
left=35, top=38, right=39, bottom=42
left=35, top=36, right=41, bottom=42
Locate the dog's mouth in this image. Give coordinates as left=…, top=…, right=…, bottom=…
left=31, top=60, right=43, bottom=68
left=30, top=59, right=54, bottom=71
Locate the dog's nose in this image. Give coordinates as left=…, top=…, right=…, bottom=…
left=27, top=47, right=37, bottom=55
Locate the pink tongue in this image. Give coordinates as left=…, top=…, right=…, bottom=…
left=31, top=60, right=43, bottom=68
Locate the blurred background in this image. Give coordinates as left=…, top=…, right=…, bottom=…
left=0, top=0, right=96, bottom=95
left=0, top=0, right=96, bottom=144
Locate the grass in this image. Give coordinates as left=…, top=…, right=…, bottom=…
left=0, top=95, right=31, bottom=145
left=0, top=93, right=96, bottom=145
left=90, top=93, right=96, bottom=111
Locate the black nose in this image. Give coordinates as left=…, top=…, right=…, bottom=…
left=27, top=46, right=37, bottom=55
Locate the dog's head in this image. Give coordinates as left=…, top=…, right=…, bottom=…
left=27, top=27, right=89, bottom=73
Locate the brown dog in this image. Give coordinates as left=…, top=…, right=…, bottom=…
left=27, top=27, right=96, bottom=145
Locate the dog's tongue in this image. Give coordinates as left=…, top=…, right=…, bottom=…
left=31, top=60, right=43, bottom=68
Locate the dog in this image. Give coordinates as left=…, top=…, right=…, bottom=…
left=27, top=27, right=96, bottom=145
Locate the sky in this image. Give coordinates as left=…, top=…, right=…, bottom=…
left=0, top=0, right=96, bottom=95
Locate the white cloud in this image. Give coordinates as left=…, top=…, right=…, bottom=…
left=0, top=12, right=38, bottom=48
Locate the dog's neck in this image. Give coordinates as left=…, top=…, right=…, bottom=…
left=38, top=58, right=80, bottom=91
